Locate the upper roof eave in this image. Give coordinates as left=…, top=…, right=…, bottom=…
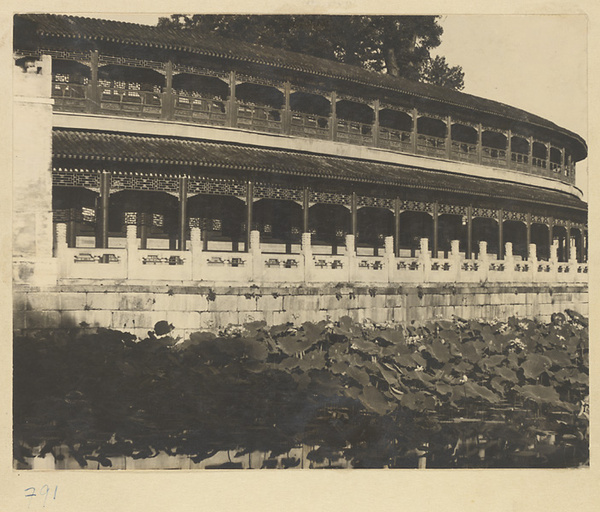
left=14, top=13, right=588, bottom=161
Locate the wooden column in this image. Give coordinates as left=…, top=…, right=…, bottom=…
left=330, top=91, right=337, bottom=141
left=506, top=129, right=512, bottom=167
left=140, top=213, right=148, bottom=250
left=89, top=50, right=99, bottom=113
left=302, top=187, right=310, bottom=233
left=432, top=202, right=439, bottom=258
left=246, top=180, right=254, bottom=251
left=525, top=213, right=532, bottom=260
left=466, top=205, right=473, bottom=259
left=561, top=148, right=566, bottom=175
left=411, top=108, right=418, bottom=154
left=68, top=208, right=77, bottom=248
left=528, top=136, right=534, bottom=171
left=545, top=143, right=551, bottom=171
left=372, top=99, right=380, bottom=147
left=497, top=209, right=504, bottom=259
left=445, top=116, right=452, bottom=160
left=394, top=197, right=401, bottom=257
left=565, top=222, right=571, bottom=261
left=351, top=192, right=358, bottom=237
left=228, top=71, right=237, bottom=127
left=96, top=170, right=110, bottom=249
left=161, top=60, right=174, bottom=120
left=477, top=123, right=483, bottom=164
left=548, top=218, right=554, bottom=260
left=283, top=81, right=292, bottom=135
left=178, top=176, right=188, bottom=251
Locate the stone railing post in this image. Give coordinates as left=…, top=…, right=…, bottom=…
left=478, top=241, right=489, bottom=282
left=346, top=234, right=356, bottom=282
left=504, top=242, right=515, bottom=282
left=528, top=243, right=537, bottom=282
left=419, top=237, right=431, bottom=282
left=302, top=232, right=313, bottom=283
left=55, top=222, right=68, bottom=257
left=250, top=230, right=262, bottom=282
left=190, top=226, right=202, bottom=280
left=126, top=223, right=138, bottom=280
left=384, top=235, right=394, bottom=283
left=450, top=239, right=461, bottom=282
left=55, top=223, right=68, bottom=277
left=549, top=240, right=560, bottom=282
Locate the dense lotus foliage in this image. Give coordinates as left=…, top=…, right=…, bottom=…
left=14, top=310, right=588, bottom=468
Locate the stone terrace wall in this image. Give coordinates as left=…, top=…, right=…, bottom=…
left=13, top=282, right=588, bottom=338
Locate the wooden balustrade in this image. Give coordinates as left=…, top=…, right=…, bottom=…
left=172, top=92, right=227, bottom=126
left=50, top=75, right=577, bottom=186
left=416, top=134, right=446, bottom=158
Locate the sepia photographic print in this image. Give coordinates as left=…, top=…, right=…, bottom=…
left=9, top=7, right=592, bottom=488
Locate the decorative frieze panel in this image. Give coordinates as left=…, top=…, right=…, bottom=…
left=52, top=169, right=101, bottom=192
left=172, top=63, right=229, bottom=80
left=98, top=54, right=166, bottom=72
left=187, top=177, right=246, bottom=198
left=531, top=214, right=550, bottom=224
left=438, top=204, right=467, bottom=216
left=111, top=173, right=179, bottom=196
left=504, top=211, right=528, bottom=222
left=310, top=191, right=351, bottom=206
left=357, top=195, right=393, bottom=209
left=379, top=103, right=412, bottom=115
left=236, top=73, right=283, bottom=90
left=336, top=92, right=371, bottom=105
left=471, top=207, right=498, bottom=219
left=21, top=48, right=92, bottom=65
left=399, top=200, right=433, bottom=213
left=254, top=183, right=303, bottom=202
left=290, top=83, right=330, bottom=98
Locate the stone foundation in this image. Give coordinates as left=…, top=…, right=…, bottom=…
left=13, top=282, right=588, bottom=338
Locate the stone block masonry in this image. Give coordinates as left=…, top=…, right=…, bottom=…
left=14, top=282, right=588, bottom=339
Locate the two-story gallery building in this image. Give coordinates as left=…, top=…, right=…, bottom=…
left=12, top=15, right=588, bottom=333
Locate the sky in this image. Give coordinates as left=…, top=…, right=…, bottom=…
left=72, top=13, right=589, bottom=195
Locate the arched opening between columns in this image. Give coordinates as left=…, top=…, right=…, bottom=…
left=52, top=186, right=97, bottom=248
left=531, top=223, right=550, bottom=261
left=98, top=65, right=165, bottom=117
left=357, top=207, right=393, bottom=256
left=532, top=142, right=548, bottom=169
left=336, top=100, right=374, bottom=145
left=570, top=227, right=583, bottom=263
left=378, top=109, right=412, bottom=151
left=253, top=199, right=302, bottom=254
left=438, top=214, right=466, bottom=256
left=172, top=73, right=228, bottom=125
left=552, top=225, right=568, bottom=262
left=481, top=131, right=507, bottom=165
left=188, top=194, right=246, bottom=252
left=450, top=123, right=478, bottom=162
left=289, top=91, right=331, bottom=139
left=236, top=82, right=284, bottom=133
left=416, top=116, right=447, bottom=157
left=109, top=190, right=179, bottom=250
left=398, top=211, right=433, bottom=257
left=472, top=217, right=499, bottom=258
left=309, top=203, right=351, bottom=255
left=51, top=60, right=90, bottom=112
left=503, top=220, right=527, bottom=260
left=510, top=136, right=530, bottom=169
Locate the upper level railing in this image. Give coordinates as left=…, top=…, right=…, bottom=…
left=49, top=74, right=577, bottom=185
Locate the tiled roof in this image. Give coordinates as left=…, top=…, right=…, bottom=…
left=52, top=129, right=586, bottom=212
left=15, top=14, right=587, bottom=160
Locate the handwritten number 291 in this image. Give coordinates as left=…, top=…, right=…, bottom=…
left=24, top=485, right=58, bottom=507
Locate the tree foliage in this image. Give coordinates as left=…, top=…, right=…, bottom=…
left=157, top=15, right=465, bottom=90
left=14, top=311, right=588, bottom=468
